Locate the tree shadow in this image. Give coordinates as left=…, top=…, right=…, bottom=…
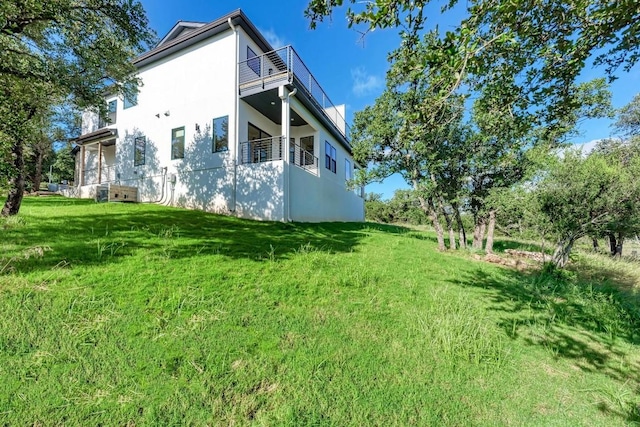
left=449, top=264, right=640, bottom=423
left=2, top=198, right=408, bottom=273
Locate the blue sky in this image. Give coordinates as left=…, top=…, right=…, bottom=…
left=142, top=0, right=640, bottom=199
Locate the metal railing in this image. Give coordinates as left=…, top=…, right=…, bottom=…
left=240, top=136, right=283, bottom=165
left=82, top=165, right=116, bottom=185
left=239, top=46, right=350, bottom=141
left=290, top=143, right=318, bottom=173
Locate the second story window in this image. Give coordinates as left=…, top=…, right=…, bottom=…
left=212, top=116, right=229, bottom=152
left=107, top=100, right=117, bottom=124
left=247, top=46, right=260, bottom=75
left=134, top=136, right=146, bottom=166
left=345, top=158, right=352, bottom=182
left=325, top=141, right=336, bottom=173
left=100, top=100, right=117, bottom=128
left=124, top=93, right=138, bottom=109
left=171, top=127, right=185, bottom=160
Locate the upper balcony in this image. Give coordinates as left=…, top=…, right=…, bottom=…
left=239, top=46, right=350, bottom=143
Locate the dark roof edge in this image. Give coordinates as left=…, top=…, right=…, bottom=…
left=76, top=128, right=117, bottom=144
left=134, top=9, right=274, bottom=69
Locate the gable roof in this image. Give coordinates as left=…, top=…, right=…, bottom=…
left=156, top=21, right=207, bottom=47
left=134, top=9, right=273, bottom=69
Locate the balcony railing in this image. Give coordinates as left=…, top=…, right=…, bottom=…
left=239, top=46, right=350, bottom=141
left=240, top=136, right=283, bottom=165
left=82, top=165, right=116, bottom=185
left=290, top=143, right=318, bottom=173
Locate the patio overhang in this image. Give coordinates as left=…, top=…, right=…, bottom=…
left=76, top=128, right=117, bottom=145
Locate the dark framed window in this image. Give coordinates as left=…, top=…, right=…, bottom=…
left=171, top=127, right=185, bottom=160
left=247, top=46, right=260, bottom=75
left=123, top=92, right=137, bottom=109
left=248, top=123, right=271, bottom=162
left=300, top=136, right=314, bottom=166
left=134, top=136, right=146, bottom=166
left=325, top=141, right=336, bottom=173
left=212, top=115, right=229, bottom=152
left=107, top=100, right=117, bottom=124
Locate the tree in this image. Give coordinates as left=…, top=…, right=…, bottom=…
left=613, top=93, right=640, bottom=139
left=537, top=145, right=640, bottom=267
left=351, top=38, right=466, bottom=250
left=1, top=0, right=155, bottom=216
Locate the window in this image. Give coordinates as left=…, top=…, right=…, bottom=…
left=212, top=116, right=229, bottom=152
left=247, top=123, right=272, bottom=163
left=134, top=136, right=146, bottom=166
left=171, top=127, right=185, bottom=160
left=100, top=100, right=117, bottom=127
left=123, top=92, right=138, bottom=109
left=300, top=136, right=314, bottom=166
left=345, top=158, right=352, bottom=182
left=247, top=46, right=260, bottom=75
left=325, top=141, right=336, bottom=173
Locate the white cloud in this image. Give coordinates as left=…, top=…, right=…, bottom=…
left=574, top=139, right=602, bottom=154
left=351, top=67, right=384, bottom=97
left=259, top=28, right=287, bottom=49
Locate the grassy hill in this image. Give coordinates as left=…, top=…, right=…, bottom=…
left=1, top=197, right=638, bottom=425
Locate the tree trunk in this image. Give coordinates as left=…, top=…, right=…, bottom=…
left=552, top=237, right=576, bottom=268
left=33, top=147, right=44, bottom=192
left=608, top=233, right=617, bottom=256
left=614, top=232, right=624, bottom=258
left=485, top=209, right=496, bottom=254
left=2, top=139, right=26, bottom=217
left=472, top=216, right=486, bottom=250
left=438, top=196, right=456, bottom=250
left=453, top=202, right=466, bottom=249
left=592, top=237, right=599, bottom=252
left=418, top=195, right=446, bottom=251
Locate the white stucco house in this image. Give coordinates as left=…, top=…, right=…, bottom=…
left=73, top=9, right=364, bottom=222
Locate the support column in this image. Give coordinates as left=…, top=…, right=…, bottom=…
left=97, top=142, right=103, bottom=184
left=279, top=86, right=291, bottom=222
left=80, top=145, right=86, bottom=186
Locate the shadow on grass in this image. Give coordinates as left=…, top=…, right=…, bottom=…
left=1, top=197, right=414, bottom=273
left=450, top=264, right=640, bottom=424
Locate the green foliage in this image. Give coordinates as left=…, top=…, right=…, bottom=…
left=613, top=93, right=640, bottom=138
left=365, top=190, right=429, bottom=224
left=1, top=0, right=155, bottom=215
left=0, top=197, right=638, bottom=425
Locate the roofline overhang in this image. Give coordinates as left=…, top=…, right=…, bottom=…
left=75, top=128, right=117, bottom=145
left=134, top=9, right=273, bottom=69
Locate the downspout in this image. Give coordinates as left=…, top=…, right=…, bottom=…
left=228, top=17, right=239, bottom=214
left=281, top=87, right=297, bottom=222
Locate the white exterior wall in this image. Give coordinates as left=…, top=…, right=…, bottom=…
left=109, top=31, right=237, bottom=212
left=288, top=96, right=364, bottom=222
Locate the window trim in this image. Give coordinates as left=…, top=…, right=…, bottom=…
left=171, top=126, right=185, bottom=160
left=212, top=115, right=229, bottom=153
left=134, top=136, right=146, bottom=166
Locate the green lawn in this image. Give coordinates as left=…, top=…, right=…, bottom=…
left=1, top=197, right=639, bottom=426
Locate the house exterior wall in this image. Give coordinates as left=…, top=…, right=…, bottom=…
left=110, top=30, right=237, bottom=212
left=76, top=13, right=364, bottom=222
